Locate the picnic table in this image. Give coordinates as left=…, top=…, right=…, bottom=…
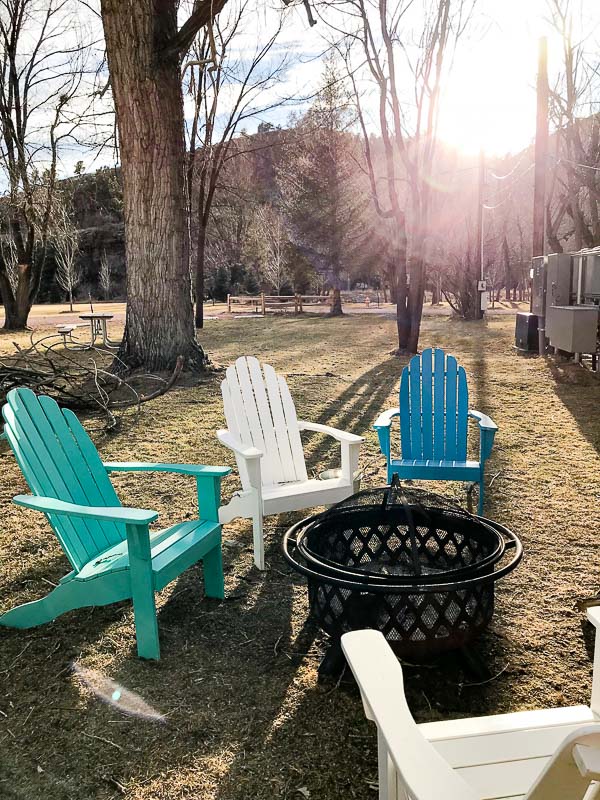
left=79, top=312, right=120, bottom=349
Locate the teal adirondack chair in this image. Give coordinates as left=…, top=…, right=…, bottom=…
left=374, top=348, right=497, bottom=515
left=0, top=388, right=230, bottom=660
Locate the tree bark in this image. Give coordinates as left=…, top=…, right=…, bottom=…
left=100, top=0, right=205, bottom=371
left=394, top=212, right=411, bottom=352
left=329, top=287, right=343, bottom=316
left=406, top=253, right=426, bottom=355
left=0, top=266, right=33, bottom=330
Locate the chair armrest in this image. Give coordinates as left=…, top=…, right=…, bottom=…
left=13, top=494, right=158, bottom=525
left=373, top=409, right=400, bottom=461
left=468, top=409, right=498, bottom=431
left=216, top=430, right=262, bottom=460
left=469, top=410, right=497, bottom=463
left=104, top=462, right=231, bottom=477
left=342, top=631, right=478, bottom=800
left=588, top=608, right=600, bottom=629
left=297, top=420, right=364, bottom=443
left=373, top=408, right=400, bottom=429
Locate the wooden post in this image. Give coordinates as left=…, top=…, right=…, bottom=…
left=227, top=293, right=231, bottom=313
left=533, top=36, right=549, bottom=260
left=299, top=294, right=303, bottom=313
left=260, top=292, right=265, bottom=316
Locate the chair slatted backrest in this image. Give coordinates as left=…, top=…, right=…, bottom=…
left=2, top=388, right=125, bottom=571
left=399, top=348, right=469, bottom=462
left=221, top=356, right=308, bottom=489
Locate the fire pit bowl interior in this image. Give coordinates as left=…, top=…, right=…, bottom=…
left=283, top=482, right=522, bottom=667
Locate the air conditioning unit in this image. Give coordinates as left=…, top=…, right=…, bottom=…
left=515, top=312, right=539, bottom=352
left=584, top=254, right=600, bottom=299
left=546, top=305, right=599, bottom=354
left=546, top=253, right=572, bottom=308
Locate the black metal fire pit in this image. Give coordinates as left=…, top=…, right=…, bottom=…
left=283, top=481, right=522, bottom=672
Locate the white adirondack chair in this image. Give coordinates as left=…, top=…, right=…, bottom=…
left=217, top=356, right=364, bottom=570
left=342, top=626, right=600, bottom=800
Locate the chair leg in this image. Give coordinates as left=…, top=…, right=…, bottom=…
left=127, top=522, right=160, bottom=659
left=131, top=584, right=160, bottom=660
left=203, top=542, right=225, bottom=599
left=252, top=509, right=265, bottom=571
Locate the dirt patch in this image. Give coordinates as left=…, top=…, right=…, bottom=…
left=1, top=313, right=600, bottom=799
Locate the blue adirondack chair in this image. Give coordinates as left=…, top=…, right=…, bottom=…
left=374, top=348, right=497, bottom=515
left=0, top=388, right=230, bottom=660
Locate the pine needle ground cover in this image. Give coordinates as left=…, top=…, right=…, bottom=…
left=1, top=313, right=599, bottom=799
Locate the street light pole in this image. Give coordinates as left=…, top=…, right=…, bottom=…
left=476, top=148, right=485, bottom=319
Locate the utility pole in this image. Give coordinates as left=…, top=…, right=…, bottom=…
left=532, top=36, right=549, bottom=259
left=532, top=36, right=549, bottom=352
left=476, top=148, right=485, bottom=319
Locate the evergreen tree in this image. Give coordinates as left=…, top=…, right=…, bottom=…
left=279, top=56, right=369, bottom=315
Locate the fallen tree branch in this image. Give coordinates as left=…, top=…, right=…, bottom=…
left=140, top=355, right=184, bottom=402
left=0, top=332, right=184, bottom=430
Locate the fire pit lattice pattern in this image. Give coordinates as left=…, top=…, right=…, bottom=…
left=283, top=483, right=522, bottom=661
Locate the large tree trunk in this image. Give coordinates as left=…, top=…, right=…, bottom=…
left=329, top=287, right=343, bottom=316
left=394, top=214, right=411, bottom=352
left=100, top=0, right=205, bottom=371
left=406, top=254, right=426, bottom=355
left=0, top=264, right=33, bottom=330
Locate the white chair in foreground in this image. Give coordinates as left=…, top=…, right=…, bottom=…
left=217, top=356, right=364, bottom=570
left=342, top=625, right=600, bottom=800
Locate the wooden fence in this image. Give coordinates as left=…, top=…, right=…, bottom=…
left=227, top=293, right=333, bottom=315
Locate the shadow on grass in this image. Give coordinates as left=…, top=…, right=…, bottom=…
left=0, top=509, right=327, bottom=799
left=298, top=356, right=404, bottom=479
left=0, top=343, right=517, bottom=800
left=470, top=338, right=508, bottom=517
left=546, top=357, right=600, bottom=457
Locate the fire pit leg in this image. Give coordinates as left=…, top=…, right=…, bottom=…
left=466, top=482, right=477, bottom=514
left=458, top=645, right=492, bottom=682
left=317, top=637, right=347, bottom=679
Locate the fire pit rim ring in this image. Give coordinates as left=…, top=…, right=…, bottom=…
left=282, top=514, right=523, bottom=594
left=296, top=504, right=508, bottom=584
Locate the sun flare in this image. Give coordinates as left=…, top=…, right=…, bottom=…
left=436, top=0, right=564, bottom=156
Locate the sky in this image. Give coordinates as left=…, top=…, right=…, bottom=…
left=14, top=0, right=600, bottom=180
left=272, top=0, right=599, bottom=157
left=436, top=0, right=590, bottom=155
left=257, top=0, right=600, bottom=158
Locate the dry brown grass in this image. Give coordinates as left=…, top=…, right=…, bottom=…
left=1, top=312, right=600, bottom=799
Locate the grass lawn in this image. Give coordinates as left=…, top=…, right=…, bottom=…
left=1, top=311, right=600, bottom=799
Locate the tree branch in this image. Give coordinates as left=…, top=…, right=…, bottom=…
left=161, top=0, right=230, bottom=61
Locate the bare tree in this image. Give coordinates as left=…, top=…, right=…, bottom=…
left=54, top=204, right=80, bottom=313
left=99, top=0, right=233, bottom=370
left=336, top=0, right=475, bottom=352
left=546, top=0, right=600, bottom=250
left=185, top=0, right=290, bottom=328
left=251, top=204, right=290, bottom=294
left=0, top=0, right=90, bottom=329
left=100, top=0, right=321, bottom=368
left=99, top=249, right=111, bottom=300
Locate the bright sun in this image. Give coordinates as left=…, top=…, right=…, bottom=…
left=436, top=0, right=564, bottom=156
